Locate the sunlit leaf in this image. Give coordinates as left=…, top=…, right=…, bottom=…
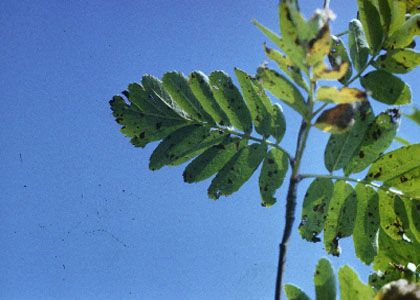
left=385, top=14, right=420, bottom=49
left=367, top=144, right=420, bottom=199
left=315, top=104, right=355, bottom=134
left=256, top=66, right=307, bottom=116
left=369, top=267, right=405, bottom=290
left=394, top=136, right=411, bottom=146
left=313, top=61, right=350, bottom=81
left=344, top=109, right=400, bottom=175
left=348, top=19, right=370, bottom=72
left=357, top=0, right=384, bottom=53
left=338, top=266, right=375, bottom=300
left=252, top=19, right=286, bottom=51
left=208, top=143, right=267, bottom=199
left=149, top=125, right=227, bottom=170
left=278, top=2, right=307, bottom=71
left=209, top=71, right=253, bottom=133
left=263, top=44, right=309, bottom=91
left=183, top=137, right=243, bottom=183
left=353, top=184, right=379, bottom=265
left=324, top=101, right=375, bottom=172
left=162, top=72, right=214, bottom=123
left=373, top=49, right=420, bottom=74
left=299, top=178, right=333, bottom=242
left=284, top=284, right=310, bottom=300
left=316, top=86, right=367, bottom=104
left=189, top=71, right=231, bottom=126
left=387, top=0, right=406, bottom=36
left=235, top=68, right=273, bottom=137
left=306, top=24, right=331, bottom=66
left=402, top=197, right=420, bottom=243
left=407, top=0, right=420, bottom=14
left=328, top=36, right=353, bottom=84
left=314, top=258, right=336, bottom=300
left=258, top=148, right=289, bottom=207
left=324, top=181, right=357, bottom=256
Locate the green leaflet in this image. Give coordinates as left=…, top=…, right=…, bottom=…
left=256, top=67, right=307, bottom=116
left=128, top=83, right=166, bottom=116
left=183, top=137, right=243, bottom=183
left=299, top=178, right=333, bottom=242
left=385, top=14, right=420, bottom=49
left=324, top=101, right=375, bottom=172
left=252, top=19, right=286, bottom=51
left=373, top=229, right=420, bottom=271
left=407, top=0, right=420, bottom=14
left=361, top=70, right=412, bottom=105
left=369, top=267, right=404, bottom=290
left=149, top=125, right=227, bottom=170
left=258, top=148, right=289, bottom=207
left=110, top=96, right=188, bottom=148
left=162, top=72, right=214, bottom=123
left=406, top=107, right=420, bottom=125
left=188, top=71, right=231, bottom=126
left=316, top=86, right=367, bottom=104
left=209, top=71, right=253, bottom=133
left=234, top=68, right=273, bottom=137
left=208, top=143, right=267, bottom=199
left=402, top=198, right=420, bottom=243
left=373, top=49, right=420, bottom=74
left=348, top=19, right=370, bottom=72
left=328, top=36, right=353, bottom=84
left=338, top=266, right=375, bottom=300
left=314, top=258, right=336, bottom=300
left=141, top=75, right=186, bottom=119
left=344, top=109, right=400, bottom=175
left=353, top=184, right=379, bottom=265
left=386, top=0, right=406, bottom=36
left=378, top=190, right=408, bottom=240
left=278, top=2, right=307, bottom=72
left=284, top=284, right=310, bottom=300
left=377, top=0, right=392, bottom=36
left=367, top=144, right=420, bottom=199
left=263, top=44, right=309, bottom=91
left=324, top=180, right=357, bottom=256
left=357, top=0, right=384, bottom=53
left=270, top=104, right=286, bottom=143
left=395, top=136, right=411, bottom=146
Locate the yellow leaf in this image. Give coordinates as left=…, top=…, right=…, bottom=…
left=306, top=24, right=332, bottom=66
left=315, top=104, right=355, bottom=134
left=314, top=61, right=350, bottom=80
left=316, top=86, right=367, bottom=104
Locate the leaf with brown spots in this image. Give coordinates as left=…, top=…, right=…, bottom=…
left=314, top=258, right=336, bottom=300
left=373, top=49, right=420, bottom=74
left=314, top=104, right=355, bottom=134
left=258, top=148, right=289, bottom=207
left=299, top=178, right=333, bottom=242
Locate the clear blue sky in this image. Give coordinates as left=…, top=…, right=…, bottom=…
left=1, top=0, right=418, bottom=299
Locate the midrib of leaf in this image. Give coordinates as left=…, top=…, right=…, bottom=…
left=381, top=164, right=420, bottom=185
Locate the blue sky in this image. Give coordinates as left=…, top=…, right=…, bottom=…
left=1, top=0, right=418, bottom=299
